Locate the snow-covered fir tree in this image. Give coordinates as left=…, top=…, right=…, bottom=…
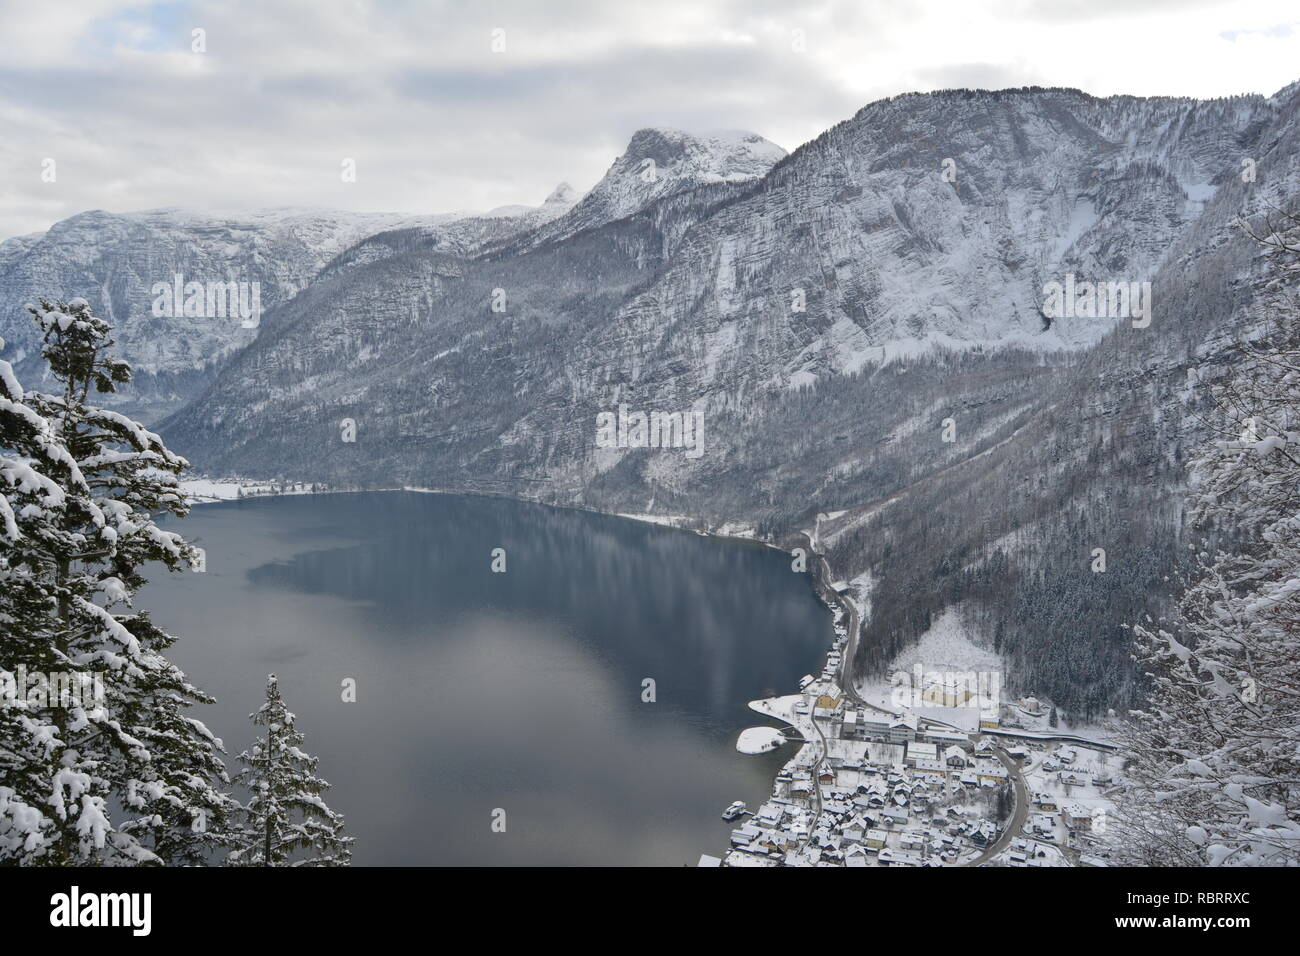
left=0, top=297, right=235, bottom=865
left=1115, top=218, right=1300, bottom=865
left=230, top=675, right=352, bottom=866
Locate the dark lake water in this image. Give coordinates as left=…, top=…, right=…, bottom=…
left=143, top=491, right=832, bottom=865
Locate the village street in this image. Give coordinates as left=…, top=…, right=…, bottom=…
left=962, top=748, right=1028, bottom=866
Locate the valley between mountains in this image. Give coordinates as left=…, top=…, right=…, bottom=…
left=4, top=82, right=1299, bottom=718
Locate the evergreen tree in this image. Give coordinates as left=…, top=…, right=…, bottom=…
left=1115, top=218, right=1300, bottom=865
left=995, top=783, right=1012, bottom=823
left=0, top=298, right=235, bottom=864
left=230, top=675, right=352, bottom=866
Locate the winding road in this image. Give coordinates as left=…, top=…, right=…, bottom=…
left=960, top=747, right=1028, bottom=866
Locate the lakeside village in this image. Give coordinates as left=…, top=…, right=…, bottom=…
left=700, top=614, right=1121, bottom=868
left=181, top=475, right=1120, bottom=870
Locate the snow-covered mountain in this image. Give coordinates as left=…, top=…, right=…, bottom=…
left=12, top=82, right=1296, bottom=714
left=165, top=88, right=1288, bottom=474
left=0, top=191, right=578, bottom=420
left=157, top=83, right=1300, bottom=713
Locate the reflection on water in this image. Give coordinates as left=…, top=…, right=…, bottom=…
left=144, top=492, right=831, bottom=865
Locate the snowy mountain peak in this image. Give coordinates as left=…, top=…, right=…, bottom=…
left=544, top=182, right=580, bottom=206
left=618, top=127, right=787, bottom=183
left=532, top=127, right=786, bottom=240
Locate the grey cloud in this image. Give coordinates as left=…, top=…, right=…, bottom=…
left=0, top=0, right=1288, bottom=238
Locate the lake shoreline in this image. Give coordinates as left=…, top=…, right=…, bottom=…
left=180, top=479, right=853, bottom=862
left=182, top=479, right=853, bottom=685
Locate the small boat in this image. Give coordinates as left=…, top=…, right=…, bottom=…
left=721, top=801, right=748, bottom=821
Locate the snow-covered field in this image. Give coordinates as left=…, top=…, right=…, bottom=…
left=736, top=727, right=787, bottom=754
left=179, top=478, right=319, bottom=503
left=856, top=604, right=1002, bottom=707
left=888, top=606, right=1002, bottom=674
left=614, top=512, right=694, bottom=528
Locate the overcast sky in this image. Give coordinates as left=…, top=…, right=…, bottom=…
left=1, top=0, right=1298, bottom=239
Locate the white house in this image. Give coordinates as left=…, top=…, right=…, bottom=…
left=905, top=741, right=938, bottom=765
left=877, top=848, right=924, bottom=866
